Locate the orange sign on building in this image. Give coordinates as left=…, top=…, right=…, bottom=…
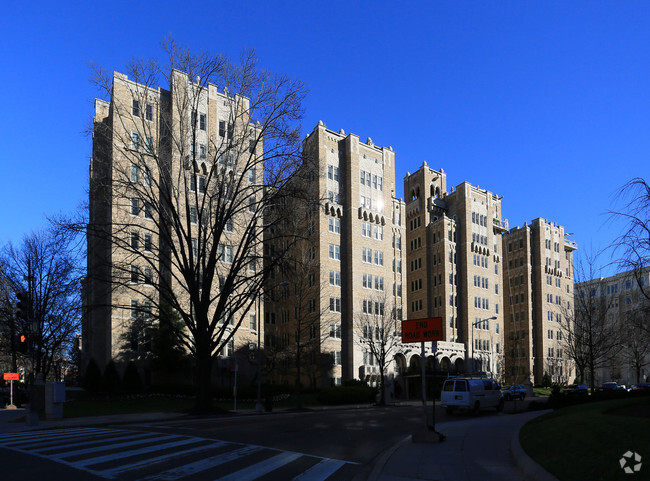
left=402, top=317, right=443, bottom=343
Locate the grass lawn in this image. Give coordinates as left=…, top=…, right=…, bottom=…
left=60, top=391, right=323, bottom=418
left=520, top=396, right=650, bottom=481
left=533, top=387, right=552, bottom=396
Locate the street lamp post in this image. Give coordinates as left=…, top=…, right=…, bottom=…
left=256, top=290, right=263, bottom=413
left=471, top=316, right=497, bottom=375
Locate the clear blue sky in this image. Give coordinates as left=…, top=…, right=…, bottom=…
left=1, top=1, right=648, bottom=273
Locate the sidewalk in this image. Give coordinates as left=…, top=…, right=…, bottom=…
left=368, top=409, right=558, bottom=481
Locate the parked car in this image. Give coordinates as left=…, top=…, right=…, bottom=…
left=598, top=382, right=627, bottom=392
left=502, top=384, right=526, bottom=401
left=631, top=383, right=650, bottom=391
left=441, top=377, right=504, bottom=414
left=563, top=384, right=589, bottom=397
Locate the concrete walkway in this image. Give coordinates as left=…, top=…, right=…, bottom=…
left=369, top=410, right=558, bottom=481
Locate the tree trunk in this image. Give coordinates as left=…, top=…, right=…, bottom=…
left=194, top=347, right=213, bottom=413
left=295, top=342, right=302, bottom=409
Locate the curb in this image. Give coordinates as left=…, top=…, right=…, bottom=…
left=510, top=410, right=559, bottom=481
left=366, top=434, right=411, bottom=481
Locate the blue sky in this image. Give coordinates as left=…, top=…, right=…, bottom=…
left=1, top=1, right=648, bottom=273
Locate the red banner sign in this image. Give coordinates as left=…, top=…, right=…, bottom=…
left=3, top=373, right=19, bottom=381
left=402, top=317, right=443, bottom=343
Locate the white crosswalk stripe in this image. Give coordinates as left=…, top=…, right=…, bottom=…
left=0, top=427, right=352, bottom=480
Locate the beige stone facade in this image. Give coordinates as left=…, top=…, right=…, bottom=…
left=86, top=70, right=262, bottom=382
left=574, top=268, right=650, bottom=386
left=402, top=164, right=507, bottom=379
left=502, top=218, right=576, bottom=385
left=265, top=122, right=406, bottom=387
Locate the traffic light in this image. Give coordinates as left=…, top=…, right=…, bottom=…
left=17, top=334, right=28, bottom=353
left=16, top=290, right=30, bottom=320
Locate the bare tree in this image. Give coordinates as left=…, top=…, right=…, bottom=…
left=86, top=39, right=308, bottom=412
left=0, top=228, right=83, bottom=382
left=622, top=308, right=650, bottom=384
left=354, top=293, right=400, bottom=405
left=568, top=254, right=621, bottom=392
left=611, top=177, right=650, bottom=300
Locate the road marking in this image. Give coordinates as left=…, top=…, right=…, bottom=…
left=71, top=436, right=202, bottom=467
left=97, top=440, right=227, bottom=478
left=214, top=451, right=302, bottom=481
left=0, top=427, right=352, bottom=480
left=293, top=458, right=347, bottom=480
left=0, top=428, right=117, bottom=443
left=142, top=445, right=263, bottom=481
left=49, top=433, right=180, bottom=458
left=33, top=432, right=154, bottom=453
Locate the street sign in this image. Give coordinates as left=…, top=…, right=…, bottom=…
left=4, top=372, right=19, bottom=381
left=402, top=317, right=443, bottom=343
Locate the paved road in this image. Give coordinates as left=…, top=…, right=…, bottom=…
left=0, top=427, right=356, bottom=480
left=0, top=401, right=530, bottom=480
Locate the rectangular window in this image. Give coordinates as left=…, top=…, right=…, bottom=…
left=132, top=99, right=140, bottom=117
left=130, top=265, right=140, bottom=283
left=130, top=232, right=139, bottom=249
left=199, top=113, right=206, bottom=131
left=130, top=198, right=139, bottom=215
left=131, top=164, right=139, bottom=183
left=329, top=244, right=340, bottom=260
left=130, top=299, right=139, bottom=319
left=144, top=202, right=153, bottom=219
left=145, top=103, right=153, bottom=121
left=328, top=218, right=340, bottom=233
left=143, top=268, right=153, bottom=285
left=144, top=234, right=152, bottom=252
left=249, top=168, right=256, bottom=183
left=190, top=207, right=198, bottom=224
left=131, top=132, right=140, bottom=149
left=329, top=271, right=341, bottom=287
left=218, top=245, right=233, bottom=263
left=329, top=297, right=341, bottom=313
left=219, top=121, right=226, bottom=137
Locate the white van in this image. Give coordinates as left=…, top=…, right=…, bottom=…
left=440, top=377, right=504, bottom=414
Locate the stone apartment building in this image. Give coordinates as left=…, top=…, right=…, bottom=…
left=85, top=70, right=263, bottom=383
left=265, top=121, right=406, bottom=388
left=502, top=218, right=577, bottom=385
left=574, top=267, right=650, bottom=386
left=402, top=163, right=507, bottom=380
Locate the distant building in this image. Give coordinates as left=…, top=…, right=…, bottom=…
left=502, top=218, right=577, bottom=385
left=574, top=267, right=650, bottom=386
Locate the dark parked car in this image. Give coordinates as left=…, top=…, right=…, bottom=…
left=631, top=383, right=650, bottom=391
left=502, top=384, right=526, bottom=401
left=599, top=382, right=627, bottom=392
left=563, top=384, right=589, bottom=397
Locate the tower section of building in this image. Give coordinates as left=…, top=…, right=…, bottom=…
left=503, top=218, right=576, bottom=385
left=87, top=70, right=263, bottom=381
left=404, top=163, right=506, bottom=378
left=266, top=121, right=406, bottom=387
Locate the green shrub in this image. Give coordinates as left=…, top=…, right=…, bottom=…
left=101, top=360, right=122, bottom=393
left=82, top=358, right=102, bottom=394
left=316, top=385, right=377, bottom=405
left=122, top=362, right=144, bottom=393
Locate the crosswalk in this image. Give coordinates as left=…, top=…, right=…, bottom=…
left=0, top=427, right=353, bottom=480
